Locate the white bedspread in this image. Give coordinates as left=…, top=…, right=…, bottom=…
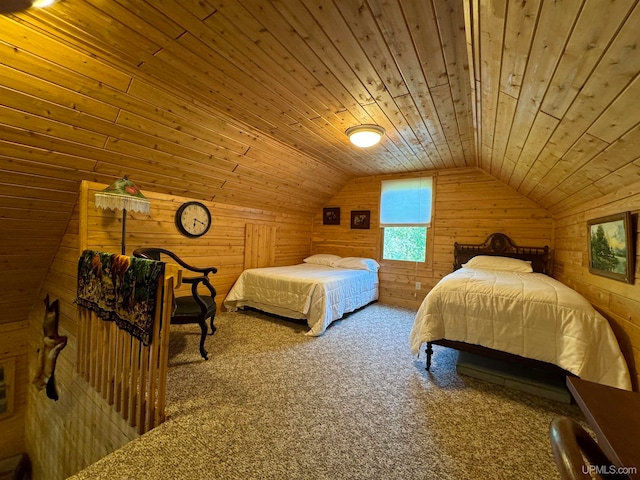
left=224, top=264, right=378, bottom=336
left=409, top=268, right=631, bottom=390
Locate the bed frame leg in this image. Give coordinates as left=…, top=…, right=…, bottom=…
left=425, top=342, right=433, bottom=371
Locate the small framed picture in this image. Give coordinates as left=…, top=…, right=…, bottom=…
left=351, top=210, right=370, bottom=229
left=323, top=207, right=340, bottom=225
left=0, top=357, right=15, bottom=421
left=587, top=211, right=634, bottom=284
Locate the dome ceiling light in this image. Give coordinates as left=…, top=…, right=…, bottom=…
left=32, top=0, right=56, bottom=7
left=345, top=124, right=385, bottom=148
left=0, top=0, right=56, bottom=13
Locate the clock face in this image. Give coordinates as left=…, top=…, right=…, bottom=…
left=176, top=202, right=211, bottom=238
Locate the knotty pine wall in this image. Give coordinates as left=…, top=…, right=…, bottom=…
left=15, top=170, right=640, bottom=477
left=0, top=322, right=28, bottom=459
left=23, top=181, right=313, bottom=479
left=553, top=181, right=640, bottom=390
left=312, top=166, right=640, bottom=389
left=24, top=206, right=135, bottom=480
left=312, top=167, right=554, bottom=310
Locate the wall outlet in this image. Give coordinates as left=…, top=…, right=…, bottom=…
left=415, top=281, right=421, bottom=290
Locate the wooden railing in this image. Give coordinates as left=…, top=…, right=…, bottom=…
left=76, top=264, right=179, bottom=435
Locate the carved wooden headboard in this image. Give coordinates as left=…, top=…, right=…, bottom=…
left=453, top=233, right=551, bottom=274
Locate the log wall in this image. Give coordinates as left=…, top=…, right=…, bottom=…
left=0, top=322, right=28, bottom=459
left=16, top=169, right=640, bottom=478
left=312, top=166, right=640, bottom=390
left=312, top=167, right=554, bottom=309
left=23, top=181, right=312, bottom=479
left=553, top=180, right=640, bottom=390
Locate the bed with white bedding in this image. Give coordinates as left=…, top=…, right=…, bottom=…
left=409, top=233, right=631, bottom=390
left=224, top=254, right=379, bottom=336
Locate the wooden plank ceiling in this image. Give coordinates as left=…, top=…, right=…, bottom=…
left=1, top=0, right=640, bottom=324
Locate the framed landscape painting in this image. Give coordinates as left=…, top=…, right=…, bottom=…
left=587, top=212, right=634, bottom=284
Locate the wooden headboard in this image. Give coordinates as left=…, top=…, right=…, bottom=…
left=453, top=233, right=550, bottom=274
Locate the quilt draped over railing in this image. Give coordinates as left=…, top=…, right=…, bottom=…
left=76, top=249, right=165, bottom=345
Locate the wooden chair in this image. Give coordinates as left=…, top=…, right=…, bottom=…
left=549, top=416, right=629, bottom=480
left=133, top=248, right=218, bottom=360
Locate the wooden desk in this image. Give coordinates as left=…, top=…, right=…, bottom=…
left=567, top=377, right=640, bottom=479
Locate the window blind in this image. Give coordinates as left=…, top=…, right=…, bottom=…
left=379, top=177, right=433, bottom=227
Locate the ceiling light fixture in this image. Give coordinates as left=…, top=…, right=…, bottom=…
left=0, top=0, right=56, bottom=13
left=32, top=0, right=56, bottom=7
left=346, top=124, right=385, bottom=148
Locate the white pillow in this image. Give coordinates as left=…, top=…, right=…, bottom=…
left=462, top=255, right=533, bottom=273
left=303, top=254, right=341, bottom=267
left=334, top=257, right=380, bottom=272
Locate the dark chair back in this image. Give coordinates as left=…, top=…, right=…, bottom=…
left=133, top=248, right=218, bottom=360
left=549, top=416, right=629, bottom=480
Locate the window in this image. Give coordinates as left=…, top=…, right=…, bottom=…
left=383, top=226, right=427, bottom=261
left=380, top=177, right=433, bottom=262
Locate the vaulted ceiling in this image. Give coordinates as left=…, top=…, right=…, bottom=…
left=2, top=0, right=640, bottom=323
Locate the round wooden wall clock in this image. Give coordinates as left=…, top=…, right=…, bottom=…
left=175, top=201, right=211, bottom=238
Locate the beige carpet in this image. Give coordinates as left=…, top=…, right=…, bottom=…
left=71, top=304, right=585, bottom=479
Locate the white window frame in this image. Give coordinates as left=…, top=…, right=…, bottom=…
left=379, top=177, right=434, bottom=264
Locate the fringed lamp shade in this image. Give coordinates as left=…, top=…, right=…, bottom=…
left=95, top=177, right=150, bottom=255
left=95, top=177, right=150, bottom=214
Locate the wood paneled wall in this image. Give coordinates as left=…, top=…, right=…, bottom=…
left=79, top=181, right=312, bottom=303
left=0, top=171, right=76, bottom=327
left=244, top=224, right=277, bottom=270
left=312, top=167, right=553, bottom=310
left=23, top=181, right=313, bottom=479
left=0, top=321, right=28, bottom=459
left=25, top=208, right=136, bottom=480
left=553, top=181, right=640, bottom=390
left=16, top=169, right=639, bottom=478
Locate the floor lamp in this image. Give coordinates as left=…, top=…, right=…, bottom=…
left=94, top=177, right=151, bottom=255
